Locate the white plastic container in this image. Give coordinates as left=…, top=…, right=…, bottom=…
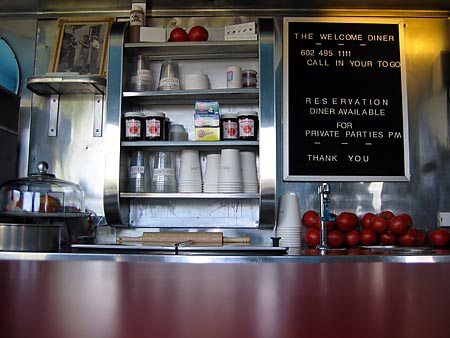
left=184, top=74, right=210, bottom=90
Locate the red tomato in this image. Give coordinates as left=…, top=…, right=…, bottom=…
left=379, top=210, right=395, bottom=220
left=414, top=229, right=427, bottom=246
left=389, top=215, right=409, bottom=235
left=336, top=212, right=359, bottom=232
left=327, top=230, right=345, bottom=248
left=169, top=27, right=189, bottom=42
left=428, top=229, right=449, bottom=247
left=188, top=26, right=209, bottom=41
left=370, top=216, right=389, bottom=234
left=361, top=212, right=376, bottom=229
left=314, top=214, right=336, bottom=231
left=398, top=229, right=417, bottom=247
left=304, top=228, right=320, bottom=248
left=302, top=210, right=318, bottom=228
left=379, top=232, right=397, bottom=245
left=344, top=230, right=360, bottom=247
left=398, top=213, right=413, bottom=226
left=360, top=229, right=378, bottom=245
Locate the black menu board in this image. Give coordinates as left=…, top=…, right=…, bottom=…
left=283, top=18, right=410, bottom=181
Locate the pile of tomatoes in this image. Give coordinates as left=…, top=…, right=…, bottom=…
left=302, top=210, right=450, bottom=248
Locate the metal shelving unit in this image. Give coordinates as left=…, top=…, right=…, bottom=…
left=25, top=75, right=105, bottom=137
left=104, top=19, right=276, bottom=229
left=123, top=88, right=259, bottom=105
left=120, top=192, right=260, bottom=199
left=26, top=75, right=106, bottom=95
left=124, top=40, right=259, bottom=60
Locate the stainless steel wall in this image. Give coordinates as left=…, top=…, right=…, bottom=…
left=1, top=8, right=449, bottom=228
left=278, top=16, right=450, bottom=227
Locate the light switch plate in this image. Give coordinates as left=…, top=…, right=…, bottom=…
left=438, top=212, right=450, bottom=227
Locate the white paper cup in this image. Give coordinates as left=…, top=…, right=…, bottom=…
left=240, top=151, right=258, bottom=185
left=204, top=154, right=221, bottom=186
left=227, top=66, right=242, bottom=89
left=218, top=149, right=243, bottom=192
left=179, top=149, right=202, bottom=183
left=277, top=193, right=301, bottom=228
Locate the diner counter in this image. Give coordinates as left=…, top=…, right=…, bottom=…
left=1, top=245, right=450, bottom=263
left=1, top=250, right=450, bottom=338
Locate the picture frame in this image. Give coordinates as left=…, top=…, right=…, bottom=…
left=49, top=17, right=115, bottom=77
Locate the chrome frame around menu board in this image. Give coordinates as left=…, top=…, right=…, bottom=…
left=282, top=17, right=410, bottom=182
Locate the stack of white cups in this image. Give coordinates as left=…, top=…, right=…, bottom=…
left=275, top=193, right=302, bottom=247
left=203, top=154, right=221, bottom=193
left=178, top=149, right=202, bottom=193
left=240, top=151, right=259, bottom=193
left=218, top=149, right=243, bottom=193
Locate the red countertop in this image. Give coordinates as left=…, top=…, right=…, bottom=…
left=1, top=259, right=449, bottom=338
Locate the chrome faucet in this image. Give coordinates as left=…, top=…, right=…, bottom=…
left=317, top=183, right=334, bottom=250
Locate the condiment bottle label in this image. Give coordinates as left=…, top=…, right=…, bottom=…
left=239, top=118, right=255, bottom=137
left=130, top=10, right=144, bottom=27
left=153, top=168, right=175, bottom=177
left=159, top=77, right=180, bottom=89
left=130, top=165, right=145, bottom=178
left=146, top=119, right=161, bottom=138
left=125, top=120, right=141, bottom=138
left=137, top=69, right=152, bottom=80
left=222, top=121, right=238, bottom=139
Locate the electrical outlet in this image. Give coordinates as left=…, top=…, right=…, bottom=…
left=438, top=212, right=450, bottom=227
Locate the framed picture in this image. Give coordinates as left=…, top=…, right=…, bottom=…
left=49, top=17, right=115, bottom=77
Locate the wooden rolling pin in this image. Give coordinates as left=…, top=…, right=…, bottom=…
left=117, top=232, right=251, bottom=245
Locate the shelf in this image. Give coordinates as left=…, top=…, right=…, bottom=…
left=120, top=192, right=260, bottom=199
left=123, top=88, right=259, bottom=105
left=124, top=40, right=259, bottom=60
left=120, top=140, right=259, bottom=151
left=26, top=75, right=106, bottom=96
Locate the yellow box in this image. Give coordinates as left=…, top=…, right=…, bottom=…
left=195, top=127, right=220, bottom=141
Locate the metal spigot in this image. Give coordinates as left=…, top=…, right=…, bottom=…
left=317, top=183, right=335, bottom=250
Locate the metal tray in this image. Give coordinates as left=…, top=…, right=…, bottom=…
left=359, top=245, right=434, bottom=254
left=72, top=243, right=289, bottom=254
left=0, top=211, right=91, bottom=220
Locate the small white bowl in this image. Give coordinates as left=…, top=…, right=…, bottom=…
left=184, top=74, right=210, bottom=90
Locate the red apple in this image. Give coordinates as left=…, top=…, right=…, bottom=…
left=169, top=27, right=188, bottom=42
left=188, top=26, right=209, bottom=41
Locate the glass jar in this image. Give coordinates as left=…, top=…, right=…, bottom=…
left=242, top=69, right=257, bottom=88
left=129, top=54, right=153, bottom=92
left=238, top=111, right=259, bottom=141
left=123, top=112, right=143, bottom=141
left=220, top=113, right=238, bottom=141
left=144, top=111, right=166, bottom=141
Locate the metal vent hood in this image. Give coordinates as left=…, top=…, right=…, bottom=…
left=0, top=0, right=449, bottom=18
